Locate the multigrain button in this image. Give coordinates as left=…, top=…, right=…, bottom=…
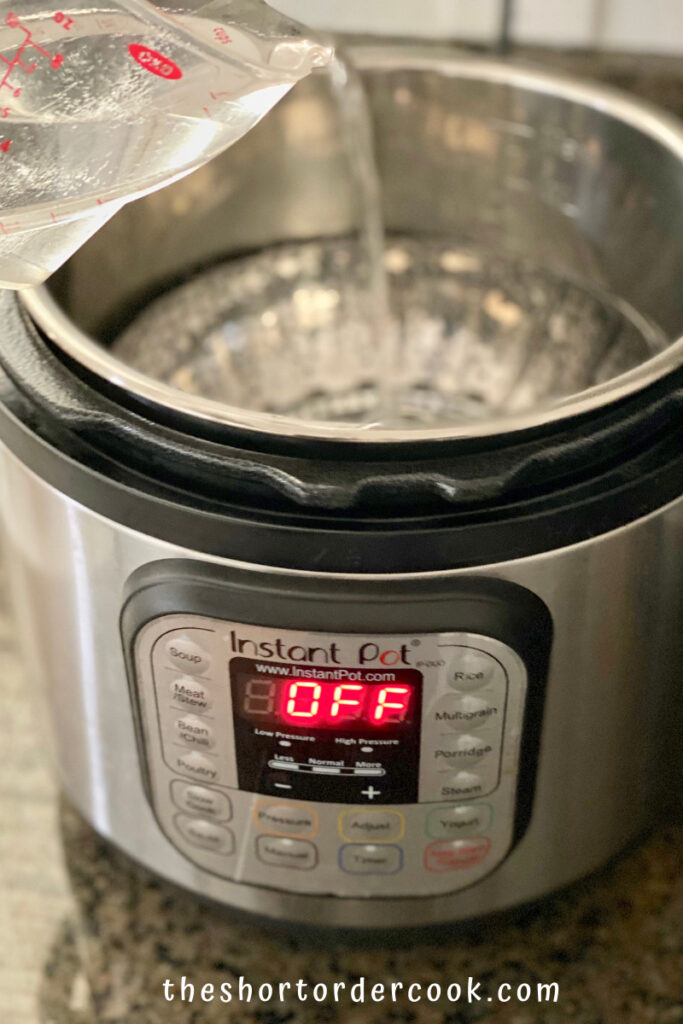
left=174, top=750, right=220, bottom=783
left=424, top=837, right=491, bottom=872
left=256, top=835, right=318, bottom=870
left=170, top=677, right=212, bottom=713
left=171, top=781, right=232, bottom=821
left=340, top=810, right=404, bottom=843
left=427, top=804, right=492, bottom=839
left=339, top=843, right=403, bottom=875
left=174, top=714, right=215, bottom=750
left=445, top=650, right=499, bottom=691
left=176, top=815, right=234, bottom=854
left=428, top=693, right=501, bottom=731
left=432, top=733, right=494, bottom=767
left=165, top=636, right=211, bottom=676
left=254, top=801, right=318, bottom=837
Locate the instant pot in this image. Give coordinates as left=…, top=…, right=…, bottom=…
left=0, top=51, right=682, bottom=929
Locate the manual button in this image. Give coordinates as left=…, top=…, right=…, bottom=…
left=256, top=835, right=318, bottom=870
left=340, top=810, right=404, bottom=843
left=176, top=815, right=234, bottom=855
left=255, top=801, right=318, bottom=837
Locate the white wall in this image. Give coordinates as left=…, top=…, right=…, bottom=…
left=271, top=0, right=683, bottom=54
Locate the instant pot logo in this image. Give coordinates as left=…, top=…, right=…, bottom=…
left=229, top=631, right=413, bottom=666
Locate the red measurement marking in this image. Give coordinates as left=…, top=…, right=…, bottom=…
left=212, top=26, right=231, bottom=44
left=128, top=43, right=182, bottom=80
left=0, top=139, right=11, bottom=152
left=53, top=11, right=74, bottom=30
left=209, top=90, right=232, bottom=101
left=0, top=107, right=9, bottom=119
left=0, top=12, right=64, bottom=99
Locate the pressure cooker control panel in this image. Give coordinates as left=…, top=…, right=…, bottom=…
left=123, top=565, right=551, bottom=900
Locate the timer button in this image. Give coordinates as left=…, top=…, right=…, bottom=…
left=171, top=781, right=232, bottom=821
left=254, top=801, right=318, bottom=838
left=445, top=650, right=500, bottom=691
left=339, top=843, right=403, bottom=875
left=424, top=837, right=491, bottom=872
left=170, top=677, right=212, bottom=714
left=256, top=835, right=318, bottom=870
left=427, top=804, right=492, bottom=839
left=428, top=692, right=501, bottom=732
left=174, top=714, right=216, bottom=750
left=176, top=815, right=235, bottom=855
left=340, top=810, right=405, bottom=843
left=165, top=636, right=212, bottom=676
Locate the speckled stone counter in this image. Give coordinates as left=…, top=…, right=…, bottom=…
left=1, top=49, right=683, bottom=1024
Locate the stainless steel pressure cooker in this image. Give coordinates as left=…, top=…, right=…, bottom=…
left=0, top=50, right=682, bottom=929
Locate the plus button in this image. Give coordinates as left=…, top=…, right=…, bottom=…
left=361, top=785, right=381, bottom=800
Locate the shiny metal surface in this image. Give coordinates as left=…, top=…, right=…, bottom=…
left=1, top=443, right=681, bottom=926
left=24, top=48, right=683, bottom=441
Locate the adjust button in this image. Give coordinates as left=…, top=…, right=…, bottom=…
left=256, top=835, right=318, bottom=870
left=428, top=693, right=501, bottom=732
left=174, top=750, right=220, bottom=784
left=340, top=810, right=404, bottom=843
left=431, top=732, right=495, bottom=768
left=171, top=781, right=232, bottom=821
left=254, top=801, right=318, bottom=837
left=174, top=714, right=216, bottom=750
left=176, top=815, right=234, bottom=855
left=170, top=677, right=212, bottom=713
left=427, top=804, right=492, bottom=839
left=445, top=649, right=501, bottom=691
left=424, top=837, right=491, bottom=872
left=339, top=844, right=403, bottom=875
left=165, top=636, right=212, bottom=676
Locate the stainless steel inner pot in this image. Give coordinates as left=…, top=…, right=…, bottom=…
left=23, top=47, right=683, bottom=442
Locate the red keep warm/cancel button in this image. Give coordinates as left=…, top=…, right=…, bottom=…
left=424, top=836, right=491, bottom=872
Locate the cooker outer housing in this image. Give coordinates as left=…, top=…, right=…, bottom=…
left=1, top=419, right=681, bottom=928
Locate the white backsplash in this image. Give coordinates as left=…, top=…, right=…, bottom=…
left=272, top=0, right=683, bottom=53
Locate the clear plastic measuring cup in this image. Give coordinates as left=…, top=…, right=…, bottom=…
left=0, top=0, right=332, bottom=288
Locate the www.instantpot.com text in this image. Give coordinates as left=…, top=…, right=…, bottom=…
left=161, top=975, right=560, bottom=1007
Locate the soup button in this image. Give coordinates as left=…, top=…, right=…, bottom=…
left=424, top=837, right=491, bottom=872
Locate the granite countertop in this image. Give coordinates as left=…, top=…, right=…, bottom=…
left=1, top=49, right=682, bottom=1024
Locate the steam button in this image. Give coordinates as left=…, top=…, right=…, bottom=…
left=437, top=770, right=488, bottom=801
left=176, top=815, right=234, bottom=854
left=445, top=650, right=499, bottom=691
left=165, top=636, right=212, bottom=676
